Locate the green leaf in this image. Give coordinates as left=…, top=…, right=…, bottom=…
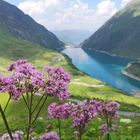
left=110, top=132, right=117, bottom=140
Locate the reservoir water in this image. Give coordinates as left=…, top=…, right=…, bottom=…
left=63, top=48, right=140, bottom=95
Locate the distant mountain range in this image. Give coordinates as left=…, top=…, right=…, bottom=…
left=53, top=30, right=92, bottom=45
left=0, top=0, right=64, bottom=51
left=82, top=0, right=140, bottom=60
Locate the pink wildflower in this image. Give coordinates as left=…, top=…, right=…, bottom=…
left=40, top=131, right=60, bottom=140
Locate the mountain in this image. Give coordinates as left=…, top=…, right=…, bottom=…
left=0, top=0, right=64, bottom=50
left=81, top=0, right=140, bottom=60
left=53, top=30, right=92, bottom=46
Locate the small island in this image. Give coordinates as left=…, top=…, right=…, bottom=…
left=122, top=62, right=140, bottom=81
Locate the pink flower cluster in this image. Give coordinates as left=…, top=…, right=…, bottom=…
left=0, top=59, right=71, bottom=100
left=45, top=66, right=71, bottom=100
left=1, top=131, right=23, bottom=140
left=48, top=102, right=72, bottom=119
left=0, top=74, right=24, bottom=100
left=97, top=101, right=120, bottom=136
left=100, top=124, right=110, bottom=135
left=0, top=75, right=9, bottom=92
left=47, top=99, right=120, bottom=138
left=100, top=124, right=118, bottom=136
left=97, top=101, right=120, bottom=119
left=71, top=100, right=98, bottom=129
left=40, top=131, right=60, bottom=140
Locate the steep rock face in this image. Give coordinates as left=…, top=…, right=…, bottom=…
left=82, top=0, right=140, bottom=59
left=0, top=0, right=64, bottom=50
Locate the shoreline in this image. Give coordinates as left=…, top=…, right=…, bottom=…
left=122, top=63, right=140, bottom=97
left=121, top=63, right=140, bottom=81
left=83, top=48, right=139, bottom=61
left=122, top=70, right=140, bottom=81
left=62, top=51, right=140, bottom=98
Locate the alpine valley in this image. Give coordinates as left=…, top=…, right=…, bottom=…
left=1, top=0, right=140, bottom=139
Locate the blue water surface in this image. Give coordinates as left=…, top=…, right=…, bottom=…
left=63, top=48, right=140, bottom=95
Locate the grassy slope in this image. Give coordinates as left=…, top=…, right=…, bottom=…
left=1, top=27, right=140, bottom=138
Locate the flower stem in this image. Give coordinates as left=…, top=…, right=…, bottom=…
left=3, top=95, right=11, bottom=113
left=31, top=94, right=45, bottom=115
left=26, top=93, right=33, bottom=140
left=58, top=118, right=61, bottom=139
left=31, top=95, right=48, bottom=125
left=79, top=126, right=82, bottom=140
left=22, top=94, right=29, bottom=110
left=0, top=105, right=13, bottom=140
left=106, top=117, right=110, bottom=140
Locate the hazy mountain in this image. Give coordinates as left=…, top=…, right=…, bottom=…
left=53, top=30, right=92, bottom=46
left=82, top=0, right=140, bottom=60
left=0, top=0, right=64, bottom=50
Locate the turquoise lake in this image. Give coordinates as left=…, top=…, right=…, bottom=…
left=63, top=48, right=140, bottom=95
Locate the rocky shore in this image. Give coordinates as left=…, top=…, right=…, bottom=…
left=122, top=63, right=140, bottom=82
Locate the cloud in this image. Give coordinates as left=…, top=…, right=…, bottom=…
left=18, top=0, right=117, bottom=31
left=121, top=0, right=131, bottom=7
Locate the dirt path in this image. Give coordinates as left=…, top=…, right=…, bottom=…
left=119, top=111, right=140, bottom=117
left=71, top=82, right=104, bottom=88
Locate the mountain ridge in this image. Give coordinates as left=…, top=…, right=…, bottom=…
left=0, top=0, right=64, bottom=50
left=81, top=0, right=140, bottom=60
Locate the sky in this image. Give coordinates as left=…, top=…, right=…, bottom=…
left=5, top=0, right=131, bottom=31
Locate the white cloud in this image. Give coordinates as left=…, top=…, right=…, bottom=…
left=18, top=0, right=117, bottom=31
left=121, top=0, right=131, bottom=7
